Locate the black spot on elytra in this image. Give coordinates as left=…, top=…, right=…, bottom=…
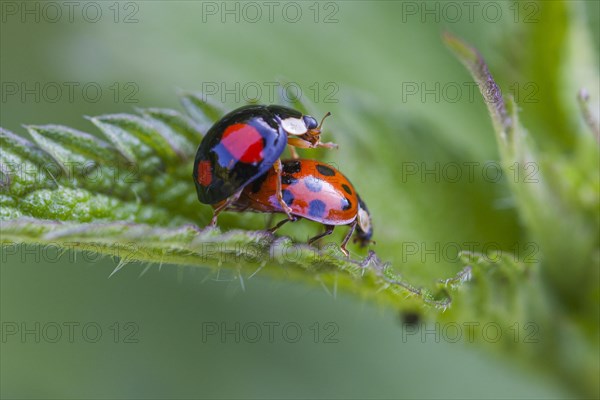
left=342, top=184, right=352, bottom=195
left=282, top=175, right=298, bottom=186
left=283, top=160, right=301, bottom=174
left=304, top=176, right=323, bottom=192
left=308, top=199, right=326, bottom=218
left=341, top=197, right=352, bottom=211
left=316, top=164, right=335, bottom=176
left=250, top=173, right=268, bottom=193
left=282, top=189, right=294, bottom=206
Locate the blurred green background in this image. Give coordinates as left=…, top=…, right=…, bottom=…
left=1, top=1, right=597, bottom=398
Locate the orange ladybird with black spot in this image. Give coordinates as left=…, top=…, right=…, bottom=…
left=230, top=159, right=373, bottom=256
left=193, top=105, right=336, bottom=226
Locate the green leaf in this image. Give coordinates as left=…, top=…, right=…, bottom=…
left=178, top=90, right=227, bottom=130
left=1, top=93, right=467, bottom=316
left=137, top=107, right=204, bottom=154
left=444, top=32, right=599, bottom=398
left=89, top=113, right=181, bottom=165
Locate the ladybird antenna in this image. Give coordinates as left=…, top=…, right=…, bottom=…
left=318, top=112, right=332, bottom=130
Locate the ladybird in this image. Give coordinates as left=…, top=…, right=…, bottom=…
left=193, top=105, right=336, bottom=226
left=228, top=159, right=373, bottom=256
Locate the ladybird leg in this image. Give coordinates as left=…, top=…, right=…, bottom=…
left=273, top=159, right=294, bottom=219
left=265, top=213, right=275, bottom=228
left=209, top=203, right=228, bottom=227
left=268, top=215, right=298, bottom=233
left=287, top=137, right=314, bottom=149
left=317, top=141, right=339, bottom=150
left=339, top=221, right=357, bottom=257
left=288, top=145, right=300, bottom=159
left=209, top=201, right=226, bottom=227
left=209, top=189, right=243, bottom=227
left=307, top=225, right=335, bottom=245
left=289, top=137, right=338, bottom=150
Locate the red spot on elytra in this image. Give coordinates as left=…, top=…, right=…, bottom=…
left=198, top=160, right=212, bottom=186
left=221, top=123, right=264, bottom=164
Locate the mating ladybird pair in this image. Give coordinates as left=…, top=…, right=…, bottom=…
left=193, top=105, right=372, bottom=256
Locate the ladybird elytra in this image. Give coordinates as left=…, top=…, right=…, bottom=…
left=193, top=105, right=336, bottom=226
left=228, top=159, right=373, bottom=256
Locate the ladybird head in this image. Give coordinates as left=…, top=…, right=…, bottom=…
left=303, top=115, right=319, bottom=130
left=354, top=195, right=374, bottom=247
left=305, top=112, right=331, bottom=144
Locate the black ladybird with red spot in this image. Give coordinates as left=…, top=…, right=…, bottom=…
left=193, top=105, right=336, bottom=226
left=229, top=159, right=373, bottom=256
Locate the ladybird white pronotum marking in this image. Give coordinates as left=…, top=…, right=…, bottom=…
left=280, top=117, right=308, bottom=135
